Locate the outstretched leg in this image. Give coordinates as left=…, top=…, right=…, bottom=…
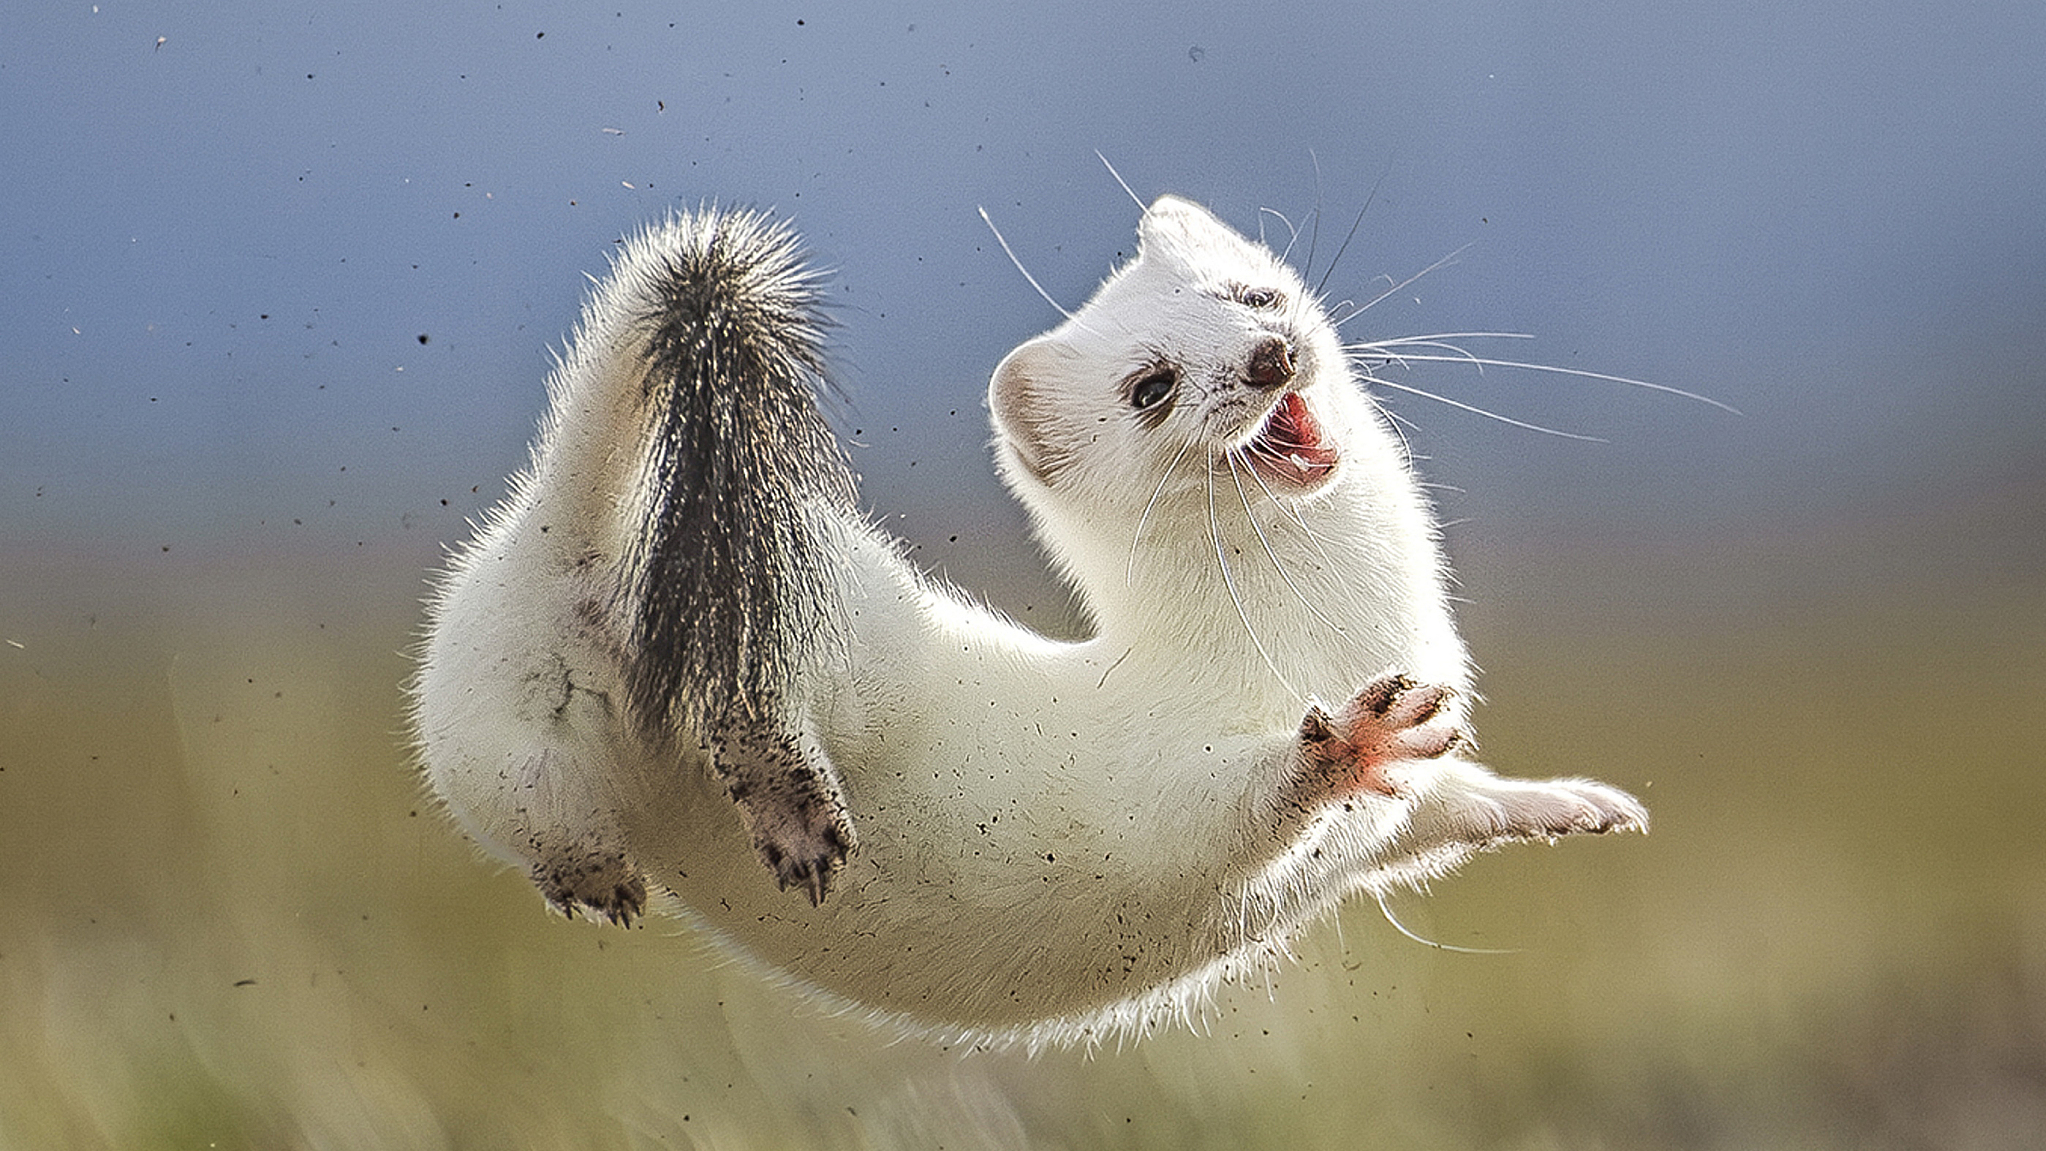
left=1253, top=670, right=1646, bottom=899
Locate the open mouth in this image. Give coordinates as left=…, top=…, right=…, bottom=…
left=1238, top=391, right=1340, bottom=493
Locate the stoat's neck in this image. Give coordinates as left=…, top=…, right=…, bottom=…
left=1034, top=450, right=1467, bottom=720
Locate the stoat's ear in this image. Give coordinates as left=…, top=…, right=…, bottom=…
left=1138, top=195, right=1253, bottom=265
left=989, top=335, right=1065, bottom=488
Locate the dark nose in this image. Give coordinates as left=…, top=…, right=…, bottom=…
left=1245, top=337, right=1295, bottom=390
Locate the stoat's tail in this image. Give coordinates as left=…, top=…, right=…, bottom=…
left=599, top=209, right=861, bottom=901
left=604, top=207, right=854, bottom=740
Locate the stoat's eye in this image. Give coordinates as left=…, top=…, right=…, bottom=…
left=1129, top=366, right=1178, bottom=412
left=1230, top=284, right=1285, bottom=310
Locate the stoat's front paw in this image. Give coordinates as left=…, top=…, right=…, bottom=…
left=531, top=840, right=647, bottom=926
left=1292, top=673, right=1467, bottom=802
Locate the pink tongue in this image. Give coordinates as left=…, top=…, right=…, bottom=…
left=1251, top=393, right=1338, bottom=485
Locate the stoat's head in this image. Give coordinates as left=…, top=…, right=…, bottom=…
left=991, top=195, right=1357, bottom=528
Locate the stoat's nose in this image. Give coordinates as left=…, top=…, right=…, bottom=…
left=1245, top=337, right=1296, bottom=391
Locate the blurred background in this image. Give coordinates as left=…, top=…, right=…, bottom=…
left=2, top=1, right=2041, bottom=1147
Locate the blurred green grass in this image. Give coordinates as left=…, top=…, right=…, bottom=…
left=2, top=527, right=2040, bottom=1149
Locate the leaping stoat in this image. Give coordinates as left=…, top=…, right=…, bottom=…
left=411, top=196, right=1646, bottom=1049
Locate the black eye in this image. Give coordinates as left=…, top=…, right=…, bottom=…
left=1130, top=367, right=1177, bottom=411
left=1232, top=285, right=1284, bottom=309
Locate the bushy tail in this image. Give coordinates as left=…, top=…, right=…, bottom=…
left=605, top=207, right=855, bottom=751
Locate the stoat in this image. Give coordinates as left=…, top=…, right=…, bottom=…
left=411, top=196, right=1646, bottom=1049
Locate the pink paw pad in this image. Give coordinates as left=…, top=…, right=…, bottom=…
left=1295, top=674, right=1465, bottom=800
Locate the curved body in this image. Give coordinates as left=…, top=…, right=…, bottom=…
left=413, top=198, right=1644, bottom=1048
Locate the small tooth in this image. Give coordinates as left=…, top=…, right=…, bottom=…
left=1288, top=453, right=1309, bottom=469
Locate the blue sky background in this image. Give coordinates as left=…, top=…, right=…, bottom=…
left=3, top=0, right=2042, bottom=590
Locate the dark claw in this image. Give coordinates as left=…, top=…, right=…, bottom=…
left=713, top=723, right=855, bottom=906
left=1354, top=674, right=1414, bottom=718
left=800, top=864, right=829, bottom=907
left=534, top=856, right=647, bottom=927
left=1299, top=704, right=1337, bottom=744
left=1394, top=682, right=1449, bottom=726
left=760, top=837, right=846, bottom=906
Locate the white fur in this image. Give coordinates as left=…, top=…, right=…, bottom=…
left=413, top=195, right=1645, bottom=1050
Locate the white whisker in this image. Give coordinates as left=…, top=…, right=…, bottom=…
left=1095, top=150, right=1145, bottom=211
left=1227, top=456, right=1346, bottom=633
left=1365, top=377, right=1608, bottom=441
left=1324, top=299, right=1363, bottom=327
left=1376, top=894, right=1519, bottom=955
left=978, top=206, right=1075, bottom=322
left=1333, top=245, right=1473, bottom=326
left=1206, top=461, right=1298, bottom=697
left=1351, top=345, right=1418, bottom=376
left=1236, top=447, right=1340, bottom=561
left=1129, top=435, right=1199, bottom=585
left=1372, top=393, right=1424, bottom=462
left=1301, top=150, right=1325, bottom=279
left=1356, top=352, right=1741, bottom=414
left=1313, top=178, right=1384, bottom=296
left=1351, top=333, right=1534, bottom=371
left=1260, top=206, right=1302, bottom=264
left=1368, top=330, right=1536, bottom=346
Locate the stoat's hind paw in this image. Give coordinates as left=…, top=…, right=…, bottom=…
left=710, top=726, right=858, bottom=906
left=531, top=841, right=648, bottom=926
left=753, top=811, right=855, bottom=907
left=1293, top=673, right=1467, bottom=802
